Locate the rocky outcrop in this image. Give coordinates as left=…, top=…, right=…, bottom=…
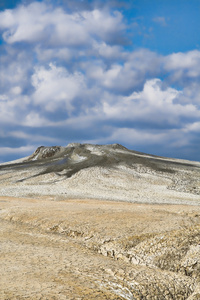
left=28, top=145, right=63, bottom=160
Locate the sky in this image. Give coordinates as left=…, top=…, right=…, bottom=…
left=0, top=0, right=200, bottom=162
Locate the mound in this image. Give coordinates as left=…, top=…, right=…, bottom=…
left=0, top=143, right=199, bottom=204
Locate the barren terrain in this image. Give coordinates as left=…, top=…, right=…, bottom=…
left=1, top=196, right=200, bottom=299
left=0, top=144, right=200, bottom=299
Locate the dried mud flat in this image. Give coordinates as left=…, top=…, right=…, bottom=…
left=1, top=196, right=200, bottom=300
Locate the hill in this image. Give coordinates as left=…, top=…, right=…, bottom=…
left=0, top=143, right=199, bottom=204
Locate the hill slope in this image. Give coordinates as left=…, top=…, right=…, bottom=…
left=0, top=143, right=199, bottom=204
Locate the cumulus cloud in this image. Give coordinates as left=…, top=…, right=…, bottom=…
left=165, top=50, right=200, bottom=70
left=84, top=49, right=161, bottom=94
left=31, top=63, right=87, bottom=113
left=0, top=1, right=200, bottom=161
left=0, top=2, right=125, bottom=46
left=102, top=79, right=199, bottom=128
left=164, top=50, right=200, bottom=85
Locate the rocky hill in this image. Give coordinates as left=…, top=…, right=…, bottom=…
left=0, top=143, right=199, bottom=204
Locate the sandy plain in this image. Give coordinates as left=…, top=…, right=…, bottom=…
left=1, top=195, right=200, bottom=300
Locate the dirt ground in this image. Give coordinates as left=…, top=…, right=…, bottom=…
left=0, top=196, right=200, bottom=299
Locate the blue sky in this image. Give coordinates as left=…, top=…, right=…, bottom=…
left=0, top=0, right=200, bottom=162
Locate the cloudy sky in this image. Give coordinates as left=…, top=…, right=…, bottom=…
left=0, top=0, right=200, bottom=162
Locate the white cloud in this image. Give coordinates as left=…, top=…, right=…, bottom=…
left=35, top=47, right=72, bottom=62
left=0, top=94, right=30, bottom=125
left=0, top=94, right=8, bottom=101
left=107, top=127, right=169, bottom=145
left=164, top=50, right=200, bottom=83
left=31, top=63, right=86, bottom=112
left=0, top=47, right=32, bottom=96
left=0, top=2, right=48, bottom=43
left=82, top=9, right=125, bottom=42
left=93, top=42, right=124, bottom=59
left=165, top=50, right=200, bottom=70
left=85, top=49, right=161, bottom=93
left=10, top=86, right=22, bottom=95
left=184, top=122, right=200, bottom=133
left=0, top=145, right=35, bottom=155
left=0, top=2, right=125, bottom=46
left=22, top=112, right=50, bottom=127
left=102, top=78, right=199, bottom=126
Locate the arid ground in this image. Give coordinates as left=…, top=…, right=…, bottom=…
left=1, top=195, right=200, bottom=299
left=0, top=144, right=200, bottom=299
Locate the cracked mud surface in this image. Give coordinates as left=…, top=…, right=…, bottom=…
left=1, top=196, right=200, bottom=299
